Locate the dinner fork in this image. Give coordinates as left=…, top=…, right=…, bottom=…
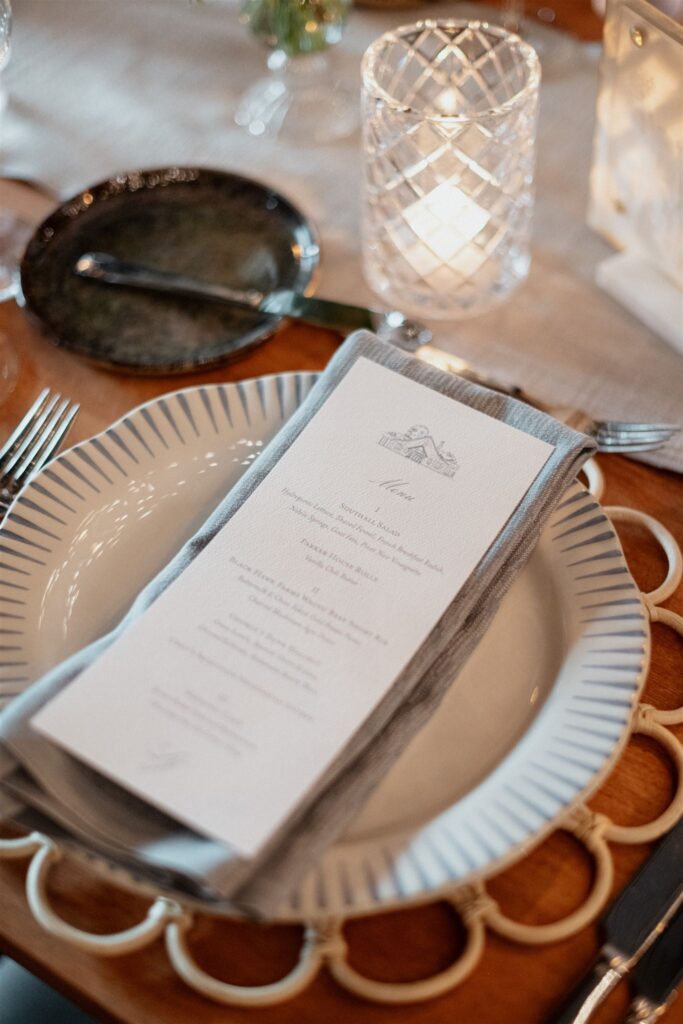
left=0, top=388, right=80, bottom=518
left=565, top=417, right=680, bottom=453
left=418, top=349, right=680, bottom=454
left=499, top=394, right=678, bottom=454
left=509, top=394, right=679, bottom=453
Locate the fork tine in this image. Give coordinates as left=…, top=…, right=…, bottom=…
left=597, top=421, right=680, bottom=434
left=1, top=392, right=62, bottom=476
left=0, top=388, right=52, bottom=465
left=598, top=445, right=673, bottom=454
left=12, top=400, right=80, bottom=484
left=596, top=428, right=679, bottom=445
left=597, top=437, right=676, bottom=453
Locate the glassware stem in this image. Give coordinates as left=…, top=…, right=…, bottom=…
left=234, top=46, right=357, bottom=143
left=502, top=0, right=525, bottom=33
left=235, top=0, right=357, bottom=143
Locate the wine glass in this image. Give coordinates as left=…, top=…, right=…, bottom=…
left=234, top=0, right=358, bottom=143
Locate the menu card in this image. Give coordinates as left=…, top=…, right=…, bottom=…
left=33, top=358, right=553, bottom=858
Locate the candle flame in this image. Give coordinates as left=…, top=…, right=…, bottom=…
left=402, top=182, right=490, bottom=274
left=435, top=88, right=460, bottom=116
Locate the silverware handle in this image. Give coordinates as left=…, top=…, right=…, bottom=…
left=551, top=959, right=623, bottom=1024
left=412, top=345, right=533, bottom=403
left=76, top=252, right=265, bottom=308
left=411, top=345, right=590, bottom=424
left=624, top=994, right=673, bottom=1024
left=263, top=291, right=375, bottom=329
left=262, top=295, right=431, bottom=345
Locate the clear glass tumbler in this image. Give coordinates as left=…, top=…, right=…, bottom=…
left=361, top=20, right=541, bottom=319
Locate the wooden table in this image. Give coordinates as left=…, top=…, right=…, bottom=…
left=1, top=4, right=682, bottom=1023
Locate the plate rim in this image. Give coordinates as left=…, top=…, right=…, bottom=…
left=0, top=376, right=649, bottom=921
left=18, top=165, right=322, bottom=373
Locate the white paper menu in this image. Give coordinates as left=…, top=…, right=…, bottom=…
left=33, top=358, right=553, bottom=857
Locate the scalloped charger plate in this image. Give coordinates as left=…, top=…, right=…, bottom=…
left=0, top=375, right=649, bottom=921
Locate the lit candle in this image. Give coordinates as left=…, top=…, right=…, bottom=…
left=361, top=20, right=541, bottom=318
left=400, top=182, right=491, bottom=280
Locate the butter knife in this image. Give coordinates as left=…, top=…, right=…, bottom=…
left=73, top=252, right=680, bottom=454
left=552, top=818, right=683, bottom=1024
left=74, top=252, right=433, bottom=349
left=624, top=906, right=683, bottom=1024
left=72, top=253, right=551, bottom=408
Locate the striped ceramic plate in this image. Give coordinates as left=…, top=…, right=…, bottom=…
left=0, top=375, right=648, bottom=920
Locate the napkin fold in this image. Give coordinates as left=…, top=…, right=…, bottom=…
left=0, top=332, right=596, bottom=917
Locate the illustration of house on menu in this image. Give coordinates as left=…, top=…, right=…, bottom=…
left=379, top=424, right=459, bottom=478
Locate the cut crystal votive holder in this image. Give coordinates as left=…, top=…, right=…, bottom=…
left=361, top=20, right=541, bottom=319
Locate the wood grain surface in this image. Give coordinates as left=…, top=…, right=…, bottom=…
left=1, top=4, right=682, bottom=1023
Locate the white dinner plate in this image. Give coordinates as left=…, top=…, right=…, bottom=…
left=0, top=375, right=648, bottom=921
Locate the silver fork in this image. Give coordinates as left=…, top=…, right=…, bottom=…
left=567, top=417, right=680, bottom=453
left=517, top=398, right=680, bottom=453
left=418, top=348, right=680, bottom=454
left=0, top=388, right=80, bottom=518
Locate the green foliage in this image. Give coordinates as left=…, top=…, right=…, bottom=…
left=241, top=0, right=350, bottom=56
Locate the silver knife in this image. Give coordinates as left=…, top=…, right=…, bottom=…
left=74, top=252, right=433, bottom=350
left=624, top=905, right=683, bottom=1024
left=73, top=253, right=680, bottom=451
left=553, top=818, right=683, bottom=1024
left=74, top=252, right=537, bottom=402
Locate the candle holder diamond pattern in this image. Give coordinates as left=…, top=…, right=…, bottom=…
left=362, top=22, right=541, bottom=319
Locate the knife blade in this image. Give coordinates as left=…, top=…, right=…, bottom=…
left=624, top=906, right=683, bottom=1024
left=552, top=818, right=683, bottom=1024
left=73, top=252, right=433, bottom=349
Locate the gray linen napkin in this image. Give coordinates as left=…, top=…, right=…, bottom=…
left=0, top=332, right=596, bottom=917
